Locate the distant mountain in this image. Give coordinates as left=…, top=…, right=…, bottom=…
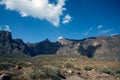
left=0, top=31, right=120, bottom=61
left=27, top=39, right=61, bottom=56
left=57, top=36, right=120, bottom=61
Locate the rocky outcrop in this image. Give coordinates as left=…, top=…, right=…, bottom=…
left=57, top=36, right=120, bottom=61
left=0, top=31, right=29, bottom=56
left=27, top=39, right=62, bottom=56
left=93, top=35, right=120, bottom=61
left=0, top=31, right=120, bottom=61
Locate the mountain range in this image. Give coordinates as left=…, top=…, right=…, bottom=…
left=0, top=31, right=120, bottom=61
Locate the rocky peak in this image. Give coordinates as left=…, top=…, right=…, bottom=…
left=0, top=31, right=12, bottom=42
left=58, top=38, right=73, bottom=46
left=0, top=31, right=29, bottom=56
left=42, top=38, right=50, bottom=43
left=0, top=31, right=120, bottom=61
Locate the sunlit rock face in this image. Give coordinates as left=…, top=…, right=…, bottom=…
left=57, top=36, right=120, bottom=61
left=93, top=35, right=120, bottom=61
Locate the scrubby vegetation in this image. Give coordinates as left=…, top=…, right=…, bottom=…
left=0, top=55, right=120, bottom=80
left=0, top=62, right=14, bottom=70
left=84, top=66, right=93, bottom=71
left=62, top=59, right=75, bottom=69
left=97, top=68, right=114, bottom=75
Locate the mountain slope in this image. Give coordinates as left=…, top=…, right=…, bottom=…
left=57, top=36, right=120, bottom=61
left=0, top=31, right=120, bottom=61
left=0, top=31, right=29, bottom=56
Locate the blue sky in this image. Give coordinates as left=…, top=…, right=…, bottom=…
left=0, top=0, right=120, bottom=43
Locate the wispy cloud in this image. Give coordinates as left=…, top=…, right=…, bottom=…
left=101, top=29, right=113, bottom=33
left=82, top=31, right=89, bottom=36
left=58, top=36, right=63, bottom=41
left=97, top=25, right=103, bottom=29
left=111, top=33, right=118, bottom=36
left=4, top=25, right=11, bottom=31
left=0, top=0, right=68, bottom=27
left=0, top=2, right=3, bottom=5
left=62, top=14, right=72, bottom=24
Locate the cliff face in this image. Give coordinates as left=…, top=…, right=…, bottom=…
left=27, top=39, right=62, bottom=56
left=0, top=31, right=120, bottom=61
left=0, top=31, right=12, bottom=42
left=57, top=36, right=120, bottom=61
left=0, top=31, right=29, bottom=56
left=92, top=36, right=120, bottom=61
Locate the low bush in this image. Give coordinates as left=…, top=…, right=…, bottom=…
left=84, top=66, right=93, bottom=71
left=29, top=65, right=59, bottom=80
left=113, top=68, right=120, bottom=74
left=29, top=69, right=46, bottom=80
left=16, top=61, right=28, bottom=67
left=115, top=74, right=120, bottom=78
left=62, top=59, right=75, bottom=69
left=41, top=65, right=59, bottom=77
left=0, top=62, right=14, bottom=70
left=113, top=68, right=120, bottom=78
left=97, top=68, right=114, bottom=75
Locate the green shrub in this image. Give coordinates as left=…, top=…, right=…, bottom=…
left=41, top=65, right=59, bottom=77
left=113, top=68, right=120, bottom=74
left=16, top=61, right=27, bottom=67
left=84, top=66, right=93, bottom=71
left=62, top=59, right=75, bottom=69
left=115, top=74, right=120, bottom=78
left=29, top=65, right=59, bottom=80
left=113, top=68, right=120, bottom=78
left=29, top=69, right=46, bottom=80
left=97, top=68, right=114, bottom=75
left=0, top=62, right=14, bottom=70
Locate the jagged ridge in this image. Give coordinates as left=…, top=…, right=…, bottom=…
left=0, top=31, right=120, bottom=61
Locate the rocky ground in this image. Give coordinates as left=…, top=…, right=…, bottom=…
left=0, top=55, right=120, bottom=80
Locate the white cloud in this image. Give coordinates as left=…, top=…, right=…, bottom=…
left=102, top=29, right=112, bottom=33
left=4, top=25, right=11, bottom=31
left=97, top=25, right=103, bottom=29
left=111, top=33, right=118, bottom=36
left=0, top=2, right=3, bottom=5
left=82, top=31, right=89, bottom=36
left=0, top=27, right=1, bottom=30
left=62, top=14, right=72, bottom=24
left=58, top=36, right=63, bottom=41
left=0, top=0, right=66, bottom=27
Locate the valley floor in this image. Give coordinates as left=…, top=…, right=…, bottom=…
left=0, top=55, right=120, bottom=80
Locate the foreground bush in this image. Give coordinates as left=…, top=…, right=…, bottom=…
left=0, top=62, right=14, bottom=70
left=62, top=59, right=75, bottom=69
left=41, top=65, right=59, bottom=77
left=97, top=68, right=114, bottom=75
left=113, top=68, right=120, bottom=78
left=28, top=65, right=59, bottom=80
left=29, top=69, right=46, bottom=80
left=84, top=66, right=93, bottom=71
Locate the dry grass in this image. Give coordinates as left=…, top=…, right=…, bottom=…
left=0, top=55, right=120, bottom=80
left=28, top=55, right=120, bottom=70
